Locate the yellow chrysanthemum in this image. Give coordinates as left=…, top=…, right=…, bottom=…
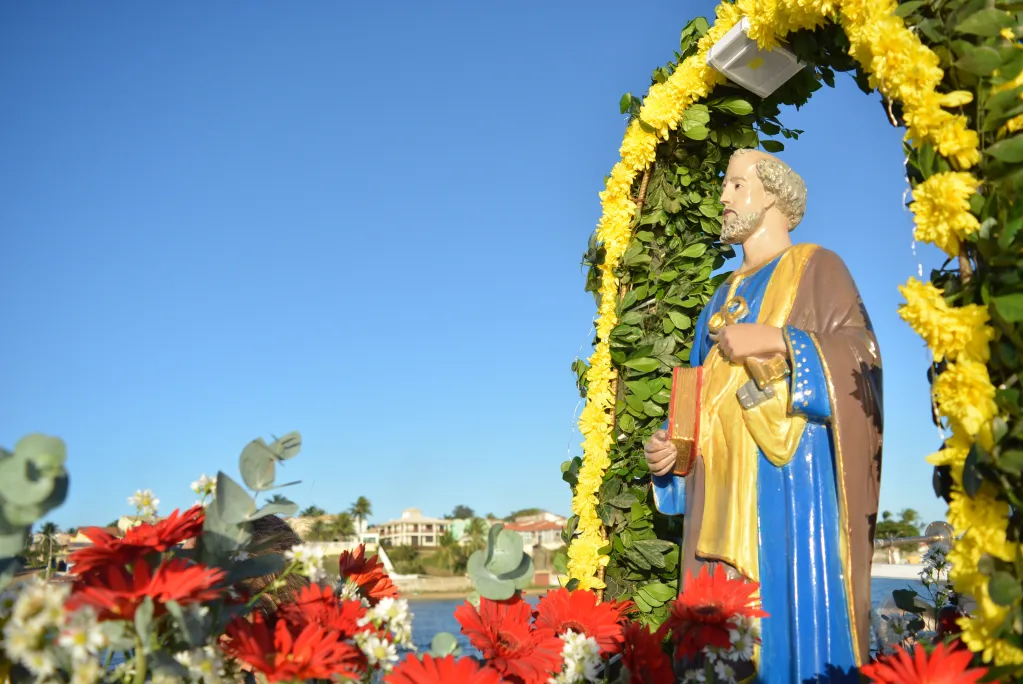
left=909, top=172, right=982, bottom=255
left=898, top=278, right=995, bottom=362
left=932, top=358, right=998, bottom=436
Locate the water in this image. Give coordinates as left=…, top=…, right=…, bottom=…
left=407, top=578, right=929, bottom=652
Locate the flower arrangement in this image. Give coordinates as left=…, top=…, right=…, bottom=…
left=0, top=432, right=998, bottom=682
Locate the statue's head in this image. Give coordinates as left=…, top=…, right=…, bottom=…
left=719, top=149, right=807, bottom=245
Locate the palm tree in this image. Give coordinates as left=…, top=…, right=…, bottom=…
left=39, top=522, right=60, bottom=578
left=432, top=530, right=463, bottom=572
left=267, top=494, right=291, bottom=506
left=331, top=512, right=356, bottom=540
left=307, top=519, right=333, bottom=542
left=350, top=496, right=372, bottom=534
left=300, top=505, right=326, bottom=518
left=464, top=517, right=489, bottom=554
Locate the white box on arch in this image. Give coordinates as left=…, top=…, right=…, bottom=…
left=705, top=17, right=805, bottom=98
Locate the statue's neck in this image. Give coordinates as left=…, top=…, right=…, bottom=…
left=738, top=225, right=793, bottom=275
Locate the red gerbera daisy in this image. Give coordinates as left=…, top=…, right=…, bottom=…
left=66, top=557, right=225, bottom=621
left=278, top=583, right=367, bottom=639
left=223, top=612, right=364, bottom=682
left=661, top=566, right=768, bottom=659
left=861, top=642, right=987, bottom=684
left=533, top=587, right=631, bottom=656
left=454, top=595, right=563, bottom=684
left=620, top=623, right=674, bottom=684
left=68, top=506, right=205, bottom=576
left=384, top=654, right=504, bottom=684
left=337, top=545, right=400, bottom=605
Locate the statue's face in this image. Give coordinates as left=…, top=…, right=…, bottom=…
left=719, top=153, right=772, bottom=245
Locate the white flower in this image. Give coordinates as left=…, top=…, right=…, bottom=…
left=681, top=669, right=707, bottom=683
left=548, top=631, right=601, bottom=684
left=357, top=597, right=414, bottom=649
left=191, top=474, right=217, bottom=498
left=355, top=632, right=399, bottom=671
left=59, top=607, right=107, bottom=663
left=19, top=647, right=58, bottom=677
left=337, top=578, right=363, bottom=602
left=175, top=646, right=226, bottom=683
left=1, top=579, right=69, bottom=677
left=284, top=543, right=328, bottom=584
left=128, top=488, right=160, bottom=515
left=2, top=619, right=46, bottom=663
left=726, top=614, right=757, bottom=662
left=70, top=657, right=103, bottom=684
left=714, top=659, right=738, bottom=683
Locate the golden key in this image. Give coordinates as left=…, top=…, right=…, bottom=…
left=708, top=296, right=790, bottom=409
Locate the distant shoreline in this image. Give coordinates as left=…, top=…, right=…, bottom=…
left=401, top=588, right=547, bottom=602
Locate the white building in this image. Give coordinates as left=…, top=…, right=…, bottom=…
left=373, top=508, right=452, bottom=548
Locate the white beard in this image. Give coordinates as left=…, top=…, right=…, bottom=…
left=721, top=209, right=764, bottom=245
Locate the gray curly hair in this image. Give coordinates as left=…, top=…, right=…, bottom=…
left=733, top=149, right=807, bottom=230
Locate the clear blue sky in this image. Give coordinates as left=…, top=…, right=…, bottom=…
left=1, top=1, right=948, bottom=531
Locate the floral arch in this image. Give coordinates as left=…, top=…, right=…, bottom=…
left=563, top=0, right=1023, bottom=670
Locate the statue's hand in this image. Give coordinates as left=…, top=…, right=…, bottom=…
left=711, top=323, right=786, bottom=363
left=644, top=429, right=677, bottom=477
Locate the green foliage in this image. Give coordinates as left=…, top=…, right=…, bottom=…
left=450, top=505, right=476, bottom=519
left=466, top=523, right=534, bottom=601
left=300, top=505, right=326, bottom=517
left=0, top=434, right=69, bottom=588
left=463, top=517, right=490, bottom=554
left=430, top=530, right=466, bottom=573
left=504, top=508, right=543, bottom=521
left=897, top=0, right=1023, bottom=664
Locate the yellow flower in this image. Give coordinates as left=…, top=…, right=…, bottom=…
left=932, top=358, right=997, bottom=437
left=898, top=278, right=995, bottom=362
left=925, top=428, right=971, bottom=469
left=909, top=172, right=982, bottom=255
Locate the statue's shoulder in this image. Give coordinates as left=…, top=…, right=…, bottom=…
left=794, top=244, right=859, bottom=289
left=794, top=243, right=847, bottom=270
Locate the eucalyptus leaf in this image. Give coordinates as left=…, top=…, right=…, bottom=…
left=268, top=431, right=302, bottom=460
left=430, top=633, right=462, bottom=657
left=213, top=472, right=254, bottom=524
left=239, top=441, right=276, bottom=492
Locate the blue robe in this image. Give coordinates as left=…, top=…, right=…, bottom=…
left=652, top=246, right=883, bottom=683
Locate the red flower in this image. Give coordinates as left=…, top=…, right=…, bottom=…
left=223, top=612, right=364, bottom=682
left=455, top=595, right=563, bottom=684
left=533, top=587, right=630, bottom=656
left=68, top=506, right=205, bottom=575
left=337, top=545, right=400, bottom=604
left=278, top=583, right=367, bottom=639
left=385, top=654, right=504, bottom=684
left=661, top=566, right=768, bottom=659
left=67, top=557, right=225, bottom=621
left=620, top=623, right=674, bottom=684
left=861, top=642, right=988, bottom=684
